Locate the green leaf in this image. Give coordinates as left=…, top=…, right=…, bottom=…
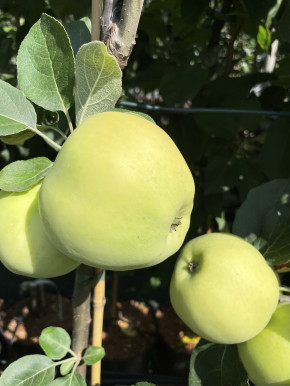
left=51, top=373, right=86, bottom=386
left=195, top=113, right=239, bottom=140
left=134, top=383, right=156, bottom=386
left=0, top=129, right=36, bottom=145
left=114, top=108, right=155, bottom=123
left=264, top=218, right=290, bottom=265
left=0, top=354, right=55, bottom=385
left=75, top=41, right=122, bottom=126
left=233, top=179, right=290, bottom=239
left=83, top=346, right=105, bottom=365
left=0, top=124, right=50, bottom=146
left=257, top=25, right=271, bottom=51
left=64, top=18, right=91, bottom=57
left=181, top=0, right=208, bottom=24
left=39, top=327, right=71, bottom=360
left=278, top=0, right=290, bottom=43
left=160, top=65, right=208, bottom=104
left=49, top=0, right=91, bottom=19
left=205, top=155, right=264, bottom=199
left=0, top=79, right=36, bottom=136
left=17, top=13, right=75, bottom=112
left=260, top=119, right=290, bottom=179
left=0, top=157, right=52, bottom=192
left=60, top=359, right=75, bottom=376
left=233, top=179, right=290, bottom=265
left=189, top=340, right=248, bottom=385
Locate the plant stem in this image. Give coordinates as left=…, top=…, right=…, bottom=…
left=29, top=126, right=61, bottom=151
left=71, top=264, right=96, bottom=378
left=36, top=125, right=68, bottom=140
left=64, top=110, right=74, bottom=133
left=105, top=0, right=144, bottom=68
left=280, top=286, right=290, bottom=293
left=100, top=0, right=114, bottom=42
left=91, top=269, right=106, bottom=386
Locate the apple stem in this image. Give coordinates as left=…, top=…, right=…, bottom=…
left=189, top=262, right=198, bottom=272
left=170, top=216, right=182, bottom=231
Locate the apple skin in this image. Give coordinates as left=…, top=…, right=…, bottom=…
left=39, top=112, right=195, bottom=270
left=170, top=233, right=279, bottom=344
left=238, top=302, right=290, bottom=386
left=0, top=183, right=79, bottom=278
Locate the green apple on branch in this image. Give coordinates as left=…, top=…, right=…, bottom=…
left=39, top=111, right=195, bottom=270
left=0, top=182, right=79, bottom=278
left=238, top=302, right=290, bottom=386
left=170, top=233, right=279, bottom=344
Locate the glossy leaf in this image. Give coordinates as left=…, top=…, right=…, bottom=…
left=233, top=179, right=290, bottom=239
left=17, top=13, right=75, bottom=112
left=64, top=17, right=91, bottom=57
left=264, top=218, right=290, bottom=265
left=160, top=65, right=208, bottom=104
left=51, top=373, right=86, bottom=386
left=195, top=113, right=239, bottom=140
left=233, top=179, right=290, bottom=265
left=260, top=119, right=290, bottom=179
left=39, top=327, right=71, bottom=360
left=83, top=346, right=105, bottom=365
left=0, top=354, right=55, bottom=385
left=205, top=155, right=264, bottom=199
left=75, top=41, right=122, bottom=126
left=0, top=79, right=36, bottom=136
left=189, top=340, right=248, bottom=386
left=49, top=0, right=91, bottom=19
left=0, top=157, right=52, bottom=192
left=278, top=0, right=290, bottom=43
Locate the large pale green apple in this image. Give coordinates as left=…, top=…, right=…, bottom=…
left=39, top=112, right=195, bottom=270
left=0, top=183, right=79, bottom=278
left=170, top=233, right=279, bottom=344
left=238, top=302, right=290, bottom=386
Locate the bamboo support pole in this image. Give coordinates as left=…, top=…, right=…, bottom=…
left=91, top=270, right=106, bottom=385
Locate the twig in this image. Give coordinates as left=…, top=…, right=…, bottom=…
left=105, top=0, right=144, bottom=68
left=101, top=0, right=115, bottom=42
left=29, top=126, right=61, bottom=151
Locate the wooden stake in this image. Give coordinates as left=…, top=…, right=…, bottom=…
left=91, top=269, right=106, bottom=386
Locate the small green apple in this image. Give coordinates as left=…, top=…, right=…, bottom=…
left=0, top=183, right=79, bottom=278
left=39, top=111, right=195, bottom=270
left=238, top=302, right=290, bottom=386
left=170, top=233, right=279, bottom=344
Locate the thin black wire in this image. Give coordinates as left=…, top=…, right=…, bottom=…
left=120, top=101, right=290, bottom=117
